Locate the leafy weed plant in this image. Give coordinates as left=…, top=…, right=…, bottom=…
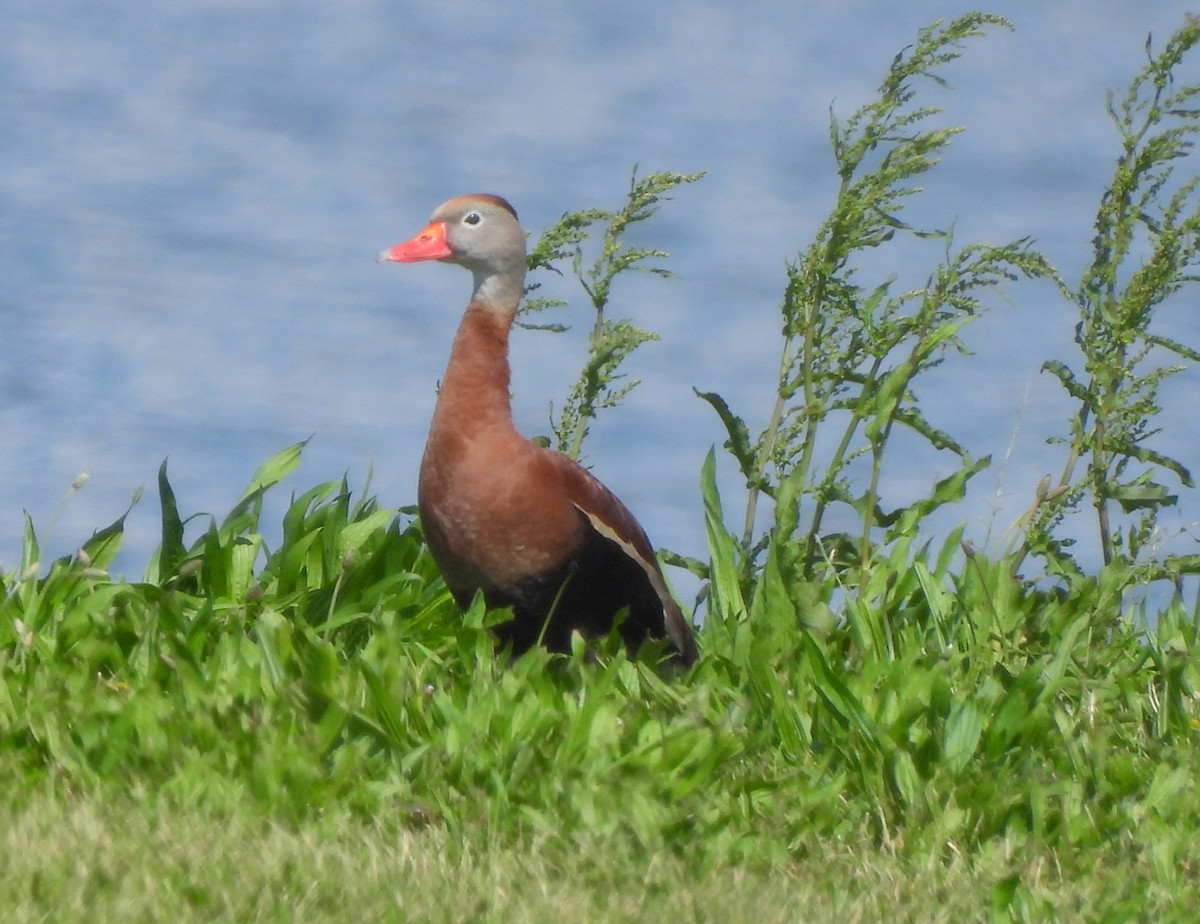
left=696, top=15, right=1056, bottom=589
left=1025, top=20, right=1200, bottom=586
left=523, top=168, right=703, bottom=459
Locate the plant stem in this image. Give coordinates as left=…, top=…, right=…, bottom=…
left=742, top=349, right=792, bottom=553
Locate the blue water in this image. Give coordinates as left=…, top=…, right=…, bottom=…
left=3, top=1, right=1197, bottom=608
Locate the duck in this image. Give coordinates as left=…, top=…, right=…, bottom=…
left=379, top=194, right=698, bottom=665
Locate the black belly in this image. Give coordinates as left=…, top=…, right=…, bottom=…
left=478, top=521, right=667, bottom=658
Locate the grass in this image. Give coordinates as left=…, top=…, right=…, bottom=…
left=5, top=782, right=1200, bottom=923
left=3, top=450, right=1200, bottom=921
left=4, top=13, right=1200, bottom=923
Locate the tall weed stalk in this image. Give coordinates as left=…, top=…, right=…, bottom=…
left=698, top=14, right=1054, bottom=591
left=1024, top=19, right=1200, bottom=586
left=522, top=169, right=704, bottom=460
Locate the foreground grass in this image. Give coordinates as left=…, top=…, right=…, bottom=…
left=5, top=783, right=1199, bottom=923
left=2, top=446, right=1199, bottom=921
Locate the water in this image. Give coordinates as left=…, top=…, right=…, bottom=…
left=2, top=1, right=1197, bottom=608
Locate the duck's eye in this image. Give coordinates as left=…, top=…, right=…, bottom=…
left=463, top=212, right=482, bottom=226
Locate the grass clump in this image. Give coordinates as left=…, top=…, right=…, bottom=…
left=3, top=12, right=1200, bottom=922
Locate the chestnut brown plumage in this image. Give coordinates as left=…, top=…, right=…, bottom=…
left=380, top=194, right=698, bottom=665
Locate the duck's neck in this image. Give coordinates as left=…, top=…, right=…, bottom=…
left=430, top=300, right=516, bottom=438
left=471, top=267, right=524, bottom=311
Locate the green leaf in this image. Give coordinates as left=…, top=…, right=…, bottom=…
left=803, top=633, right=879, bottom=746
left=1106, top=479, right=1177, bottom=512
left=942, top=697, right=985, bottom=774
left=20, top=511, right=40, bottom=575
left=750, top=535, right=797, bottom=627
left=338, top=509, right=397, bottom=556
left=234, top=439, right=309, bottom=510
left=890, top=751, right=922, bottom=806
left=885, top=454, right=990, bottom=540
left=694, top=389, right=757, bottom=483
left=700, top=448, right=748, bottom=626
left=359, top=660, right=406, bottom=750
left=1148, top=331, right=1200, bottom=363
left=1122, top=444, right=1194, bottom=489
left=1041, top=359, right=1091, bottom=403
left=157, top=458, right=187, bottom=580
left=79, top=491, right=140, bottom=572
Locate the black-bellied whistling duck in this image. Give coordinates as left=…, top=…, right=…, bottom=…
left=380, top=194, right=698, bottom=665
